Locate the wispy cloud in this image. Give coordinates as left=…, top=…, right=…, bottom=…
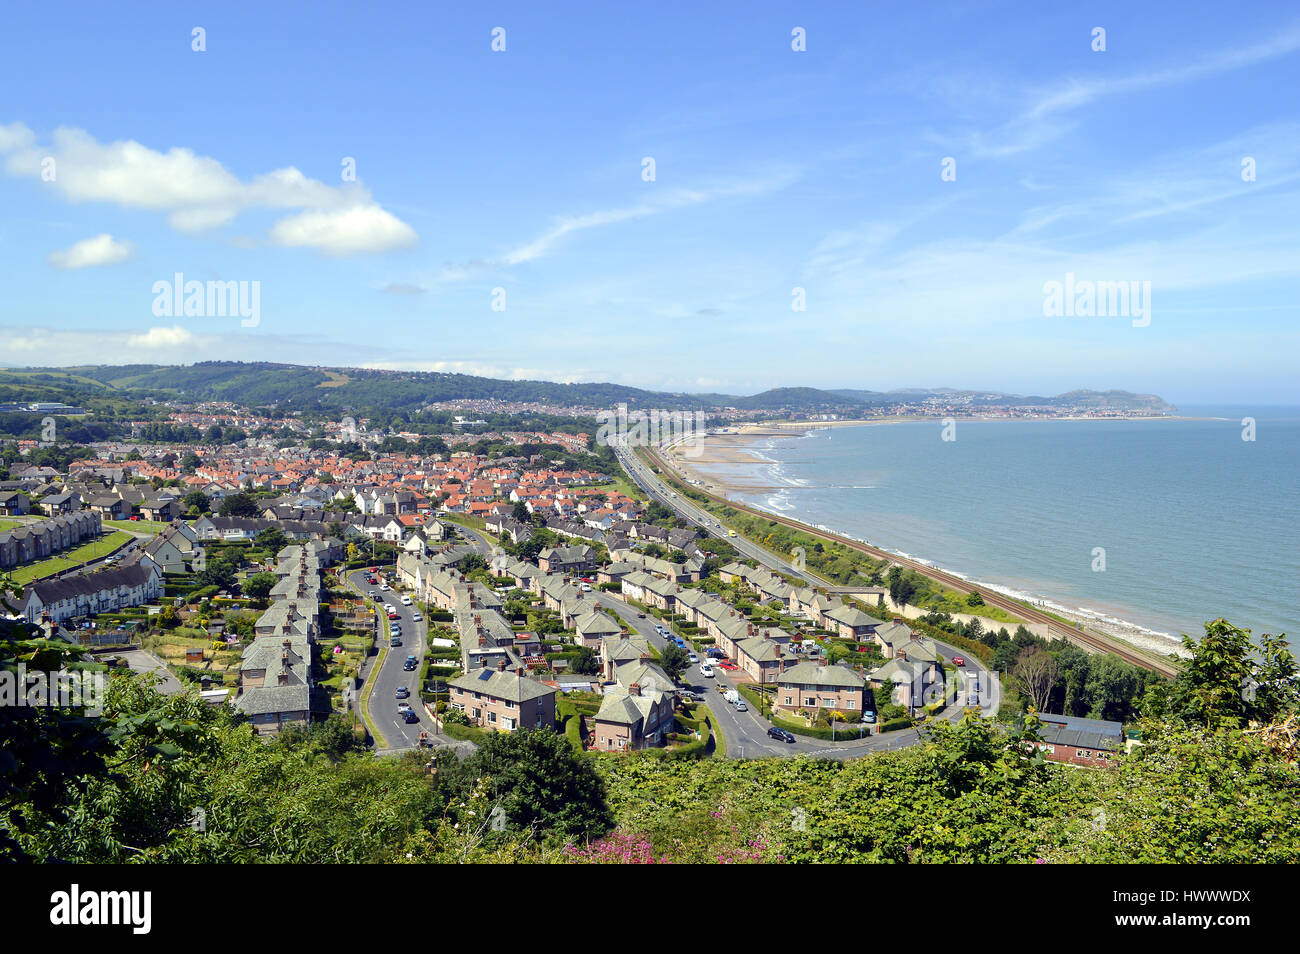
left=956, top=24, right=1300, bottom=158
left=435, top=172, right=800, bottom=281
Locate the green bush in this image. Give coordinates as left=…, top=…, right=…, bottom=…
left=879, top=716, right=914, bottom=732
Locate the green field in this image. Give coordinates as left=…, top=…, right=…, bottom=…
left=104, top=518, right=171, bottom=535
left=0, top=519, right=24, bottom=533
left=4, top=531, right=134, bottom=585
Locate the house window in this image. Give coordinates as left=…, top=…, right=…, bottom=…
left=488, top=711, right=497, bottom=723
left=784, top=696, right=793, bottom=705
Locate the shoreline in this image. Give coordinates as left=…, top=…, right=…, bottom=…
left=664, top=431, right=1192, bottom=660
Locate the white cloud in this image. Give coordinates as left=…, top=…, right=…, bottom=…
left=267, top=204, right=417, bottom=256
left=0, top=122, right=416, bottom=256
left=46, top=233, right=132, bottom=269
left=127, top=325, right=197, bottom=349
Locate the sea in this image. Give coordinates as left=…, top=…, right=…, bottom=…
left=690, top=407, right=1300, bottom=650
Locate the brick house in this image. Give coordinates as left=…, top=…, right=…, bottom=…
left=775, top=658, right=867, bottom=716
left=447, top=661, right=557, bottom=732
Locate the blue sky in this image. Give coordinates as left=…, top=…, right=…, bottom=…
left=1, top=1, right=1298, bottom=403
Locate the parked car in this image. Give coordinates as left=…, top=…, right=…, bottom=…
left=767, top=726, right=796, bottom=743
left=706, top=648, right=725, bottom=658
left=389, top=636, right=401, bottom=647
left=719, top=662, right=738, bottom=671
left=732, top=698, right=748, bottom=712
left=687, top=651, right=699, bottom=663
left=699, top=663, right=715, bottom=678
left=861, top=710, right=877, bottom=724
left=401, top=709, right=419, bottom=724
left=388, top=611, right=399, bottom=620
left=952, top=655, right=965, bottom=666
left=579, top=583, right=592, bottom=592
left=637, top=612, right=646, bottom=618
left=400, top=595, right=412, bottom=605
left=411, top=612, right=423, bottom=622
left=395, top=686, right=410, bottom=700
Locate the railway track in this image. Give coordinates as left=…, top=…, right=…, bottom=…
left=642, top=446, right=1180, bottom=678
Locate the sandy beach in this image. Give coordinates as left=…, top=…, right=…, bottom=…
left=662, top=427, right=1191, bottom=660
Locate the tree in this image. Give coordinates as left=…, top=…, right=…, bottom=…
left=1013, top=646, right=1057, bottom=713
left=449, top=729, right=614, bottom=840
left=457, top=553, right=488, bottom=575
left=1167, top=619, right=1297, bottom=728
left=241, top=572, right=278, bottom=603
left=255, top=527, right=288, bottom=558
left=219, top=493, right=260, bottom=518
left=570, top=646, right=601, bottom=676
left=511, top=501, right=530, bottom=522
left=659, top=642, right=689, bottom=680
left=182, top=490, right=210, bottom=515
left=886, top=566, right=917, bottom=608
left=965, top=590, right=984, bottom=607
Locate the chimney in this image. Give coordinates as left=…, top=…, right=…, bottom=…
left=629, top=682, right=641, bottom=696
left=278, top=670, right=289, bottom=685
left=497, top=657, right=507, bottom=672
left=819, top=654, right=828, bottom=667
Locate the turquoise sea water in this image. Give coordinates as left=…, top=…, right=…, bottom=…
left=695, top=407, right=1299, bottom=645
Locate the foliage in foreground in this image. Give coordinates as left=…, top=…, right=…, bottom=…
left=3, top=612, right=1297, bottom=863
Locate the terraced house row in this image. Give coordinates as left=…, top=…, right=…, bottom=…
left=0, top=511, right=103, bottom=569
left=233, top=542, right=331, bottom=734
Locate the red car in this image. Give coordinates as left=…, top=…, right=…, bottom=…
left=952, top=655, right=965, bottom=666
left=719, top=662, right=738, bottom=671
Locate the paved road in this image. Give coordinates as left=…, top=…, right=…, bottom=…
left=344, top=567, right=443, bottom=751
left=613, top=440, right=1002, bottom=745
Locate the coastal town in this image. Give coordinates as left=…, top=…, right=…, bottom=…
left=2, top=377, right=1161, bottom=771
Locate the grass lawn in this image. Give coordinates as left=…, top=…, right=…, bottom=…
left=104, top=518, right=171, bottom=534
left=697, top=704, right=725, bottom=756
left=5, top=531, right=134, bottom=585
left=0, top=518, right=25, bottom=532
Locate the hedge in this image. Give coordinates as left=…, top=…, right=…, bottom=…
left=770, top=714, right=871, bottom=741
left=879, top=716, right=915, bottom=733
